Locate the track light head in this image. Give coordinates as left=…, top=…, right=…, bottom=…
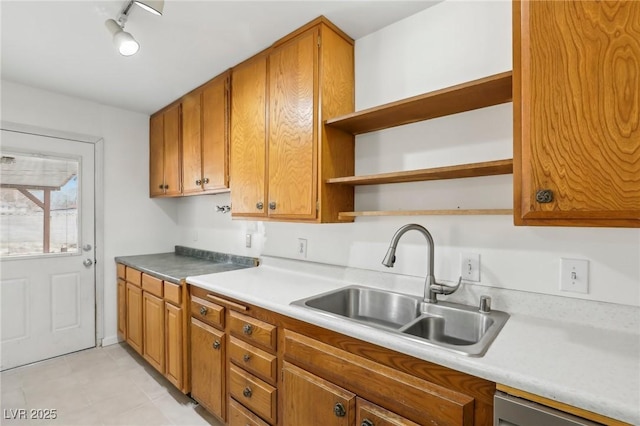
left=105, top=19, right=139, bottom=56
left=134, top=0, right=164, bottom=16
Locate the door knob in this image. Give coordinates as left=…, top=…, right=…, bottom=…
left=83, top=259, right=93, bottom=267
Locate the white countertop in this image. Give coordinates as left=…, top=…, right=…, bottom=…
left=186, top=256, right=640, bottom=424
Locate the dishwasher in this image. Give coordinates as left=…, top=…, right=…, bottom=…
left=494, top=391, right=603, bottom=426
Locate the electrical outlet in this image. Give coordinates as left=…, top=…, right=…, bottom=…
left=297, top=238, right=307, bottom=258
left=245, top=234, right=252, bottom=248
left=460, top=253, right=480, bottom=282
left=560, top=258, right=589, bottom=294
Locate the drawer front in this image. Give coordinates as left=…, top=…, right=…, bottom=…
left=229, top=398, right=270, bottom=426
left=229, top=336, right=277, bottom=384
left=229, top=310, right=276, bottom=351
left=142, top=274, right=163, bottom=298
left=164, top=281, right=182, bottom=306
left=190, top=296, right=224, bottom=328
left=229, top=364, right=276, bottom=425
left=356, top=397, right=420, bottom=426
left=117, top=263, right=126, bottom=279
left=125, top=266, right=142, bottom=286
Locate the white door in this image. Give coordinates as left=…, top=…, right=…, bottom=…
left=0, top=130, right=96, bottom=370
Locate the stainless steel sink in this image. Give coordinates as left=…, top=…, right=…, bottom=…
left=291, top=285, right=509, bottom=357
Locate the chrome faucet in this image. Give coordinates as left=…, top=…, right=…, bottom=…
left=382, top=223, right=461, bottom=304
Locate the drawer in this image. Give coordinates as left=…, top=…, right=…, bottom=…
left=117, top=263, right=126, bottom=279
left=229, top=364, right=276, bottom=425
left=191, top=296, right=224, bottom=328
left=125, top=267, right=142, bottom=286
left=229, top=398, right=270, bottom=426
left=142, top=274, right=163, bottom=298
left=229, top=336, right=277, bottom=384
left=229, top=311, right=276, bottom=351
left=357, top=397, right=420, bottom=426
left=164, top=281, right=182, bottom=306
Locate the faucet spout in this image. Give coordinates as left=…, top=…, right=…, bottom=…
left=381, top=223, right=460, bottom=304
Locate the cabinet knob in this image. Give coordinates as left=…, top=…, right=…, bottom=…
left=268, top=201, right=276, bottom=210
left=212, top=340, right=221, bottom=350
left=361, top=420, right=374, bottom=426
left=164, top=184, right=169, bottom=190
left=158, top=184, right=164, bottom=190
left=256, top=202, right=264, bottom=210
left=333, top=402, right=346, bottom=417
left=243, top=387, right=252, bottom=398
left=203, top=177, right=210, bottom=184
left=196, top=179, right=202, bottom=186
left=199, top=306, right=208, bottom=316
left=243, top=324, right=253, bottom=335
left=243, top=353, right=251, bottom=362
left=536, top=189, right=554, bottom=203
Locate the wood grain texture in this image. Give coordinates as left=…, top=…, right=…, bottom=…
left=163, top=104, right=182, bottom=196
left=229, top=398, right=270, bottom=426
left=356, top=397, right=420, bottom=426
left=163, top=281, right=181, bottom=306
left=515, top=0, right=640, bottom=227
left=125, top=282, right=143, bottom=355
left=164, top=302, right=183, bottom=389
left=125, top=266, right=142, bottom=286
left=190, top=317, right=226, bottom=421
left=268, top=28, right=318, bottom=219
left=229, top=364, right=277, bottom=424
left=229, top=310, right=277, bottom=352
left=149, top=112, right=165, bottom=196
left=282, top=361, right=355, bottom=426
left=117, top=263, right=126, bottom=279
left=181, top=91, right=203, bottom=194
left=326, top=72, right=512, bottom=135
left=142, top=291, right=165, bottom=374
left=230, top=53, right=268, bottom=217
left=190, top=296, right=225, bottom=329
left=338, top=210, right=513, bottom=220
left=141, top=273, right=163, bottom=298
left=117, top=279, right=127, bottom=340
left=202, top=72, right=229, bottom=192
left=229, top=336, right=278, bottom=385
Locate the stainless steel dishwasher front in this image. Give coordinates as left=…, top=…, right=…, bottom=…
left=494, top=391, right=603, bottom=426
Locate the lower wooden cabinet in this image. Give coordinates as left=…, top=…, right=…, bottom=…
left=125, top=282, right=143, bottom=355
left=356, top=398, right=420, bottom=426
left=229, top=398, right=270, bottom=426
left=143, top=291, right=165, bottom=373
left=190, top=317, right=226, bottom=420
left=164, top=301, right=184, bottom=388
left=117, top=278, right=127, bottom=340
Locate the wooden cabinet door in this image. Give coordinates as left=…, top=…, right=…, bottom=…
left=164, top=302, right=183, bottom=389
left=230, top=54, right=268, bottom=217
left=514, top=1, right=640, bottom=227
left=125, top=283, right=143, bottom=355
left=117, top=279, right=127, bottom=340
left=163, top=103, right=182, bottom=196
left=202, top=73, right=229, bottom=192
left=182, top=91, right=203, bottom=194
left=356, top=398, right=420, bottom=426
left=191, top=317, right=226, bottom=421
left=143, top=291, right=165, bottom=374
left=282, top=362, right=355, bottom=426
left=268, top=28, right=318, bottom=220
left=149, top=112, right=165, bottom=197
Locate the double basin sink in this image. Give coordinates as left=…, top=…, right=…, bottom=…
left=292, top=285, right=509, bottom=357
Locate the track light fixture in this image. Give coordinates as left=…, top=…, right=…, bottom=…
left=105, top=0, right=164, bottom=57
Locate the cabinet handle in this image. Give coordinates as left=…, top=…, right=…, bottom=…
left=243, top=387, right=252, bottom=398
left=361, top=420, right=374, bottom=426
left=256, top=202, right=264, bottom=210
left=243, top=353, right=251, bottom=362
left=199, top=306, right=208, bottom=316
left=196, top=179, right=202, bottom=186
left=536, top=189, right=554, bottom=203
left=164, top=184, right=169, bottom=190
left=243, top=324, right=253, bottom=335
left=158, top=184, right=164, bottom=190
left=333, top=402, right=346, bottom=417
left=212, top=340, right=221, bottom=350
left=268, top=201, right=276, bottom=210
left=203, top=177, right=210, bottom=184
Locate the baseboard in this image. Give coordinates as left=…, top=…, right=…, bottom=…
left=101, top=335, right=122, bottom=347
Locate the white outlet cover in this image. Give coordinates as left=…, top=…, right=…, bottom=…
left=560, top=258, right=589, bottom=294
left=460, top=253, right=480, bottom=282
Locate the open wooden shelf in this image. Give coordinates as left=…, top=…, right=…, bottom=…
left=325, top=71, right=513, bottom=135
left=326, top=159, right=513, bottom=186
left=338, top=209, right=513, bottom=220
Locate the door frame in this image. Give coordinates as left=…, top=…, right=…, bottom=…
left=1, top=121, right=106, bottom=347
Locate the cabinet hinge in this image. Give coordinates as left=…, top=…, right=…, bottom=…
left=316, top=201, right=320, bottom=211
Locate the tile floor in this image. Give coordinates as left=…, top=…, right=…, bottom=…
left=0, top=343, right=223, bottom=425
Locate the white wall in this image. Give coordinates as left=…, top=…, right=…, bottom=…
left=176, top=0, right=640, bottom=307
left=1, top=80, right=180, bottom=344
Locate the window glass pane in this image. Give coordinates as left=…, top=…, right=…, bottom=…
left=0, top=152, right=79, bottom=257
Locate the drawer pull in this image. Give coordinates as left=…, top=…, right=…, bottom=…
left=243, top=353, right=251, bottom=362
left=213, top=340, right=221, bottom=350
left=334, top=402, right=346, bottom=417
left=243, top=387, right=252, bottom=398
left=361, top=420, right=374, bottom=426
left=243, top=324, right=253, bottom=335
left=199, top=306, right=208, bottom=316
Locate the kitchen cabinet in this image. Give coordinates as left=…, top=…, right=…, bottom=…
left=182, top=72, right=230, bottom=195
left=142, top=291, right=164, bottom=373
left=230, top=17, right=355, bottom=222
left=164, top=301, right=183, bottom=388
left=190, top=316, right=226, bottom=420
left=124, top=266, right=144, bottom=355
left=116, top=264, right=127, bottom=341
left=150, top=103, right=182, bottom=197
left=513, top=0, right=640, bottom=227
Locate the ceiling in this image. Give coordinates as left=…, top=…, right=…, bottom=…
left=1, top=1, right=438, bottom=115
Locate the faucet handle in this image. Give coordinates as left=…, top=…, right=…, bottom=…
left=479, top=295, right=491, bottom=313
left=430, top=276, right=462, bottom=296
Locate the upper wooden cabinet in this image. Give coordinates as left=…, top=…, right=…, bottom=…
left=182, top=72, right=230, bottom=195
left=514, top=0, right=640, bottom=227
left=230, top=17, right=355, bottom=222
left=150, top=103, right=182, bottom=197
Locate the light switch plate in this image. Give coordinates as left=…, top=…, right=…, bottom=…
left=560, top=258, right=589, bottom=294
left=460, top=253, right=480, bottom=282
